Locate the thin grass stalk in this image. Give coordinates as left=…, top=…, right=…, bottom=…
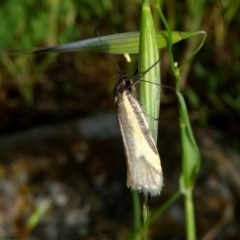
left=132, top=191, right=141, bottom=240
left=154, top=1, right=201, bottom=239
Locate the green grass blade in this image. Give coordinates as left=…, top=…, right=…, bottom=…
left=177, top=91, right=200, bottom=240
left=8, top=31, right=199, bottom=55
left=139, top=0, right=160, bottom=142
left=178, top=93, right=200, bottom=190
left=138, top=0, right=161, bottom=239
left=26, top=199, right=52, bottom=230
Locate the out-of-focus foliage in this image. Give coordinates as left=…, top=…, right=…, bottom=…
left=0, top=0, right=141, bottom=104
left=0, top=0, right=76, bottom=48
left=0, top=0, right=239, bottom=126
left=161, top=0, right=240, bottom=129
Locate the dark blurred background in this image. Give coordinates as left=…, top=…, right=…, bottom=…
left=0, top=0, right=239, bottom=239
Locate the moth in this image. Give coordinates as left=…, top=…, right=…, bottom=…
left=113, top=71, right=163, bottom=197
left=31, top=33, right=164, bottom=196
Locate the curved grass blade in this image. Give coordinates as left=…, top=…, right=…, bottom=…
left=154, top=1, right=203, bottom=240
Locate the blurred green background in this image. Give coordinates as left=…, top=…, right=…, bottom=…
left=0, top=0, right=240, bottom=239
left=0, top=0, right=239, bottom=134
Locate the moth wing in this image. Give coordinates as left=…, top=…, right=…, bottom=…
left=118, top=92, right=163, bottom=196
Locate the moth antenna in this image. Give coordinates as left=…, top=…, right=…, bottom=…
left=97, top=30, right=121, bottom=74
left=138, top=59, right=161, bottom=78
left=131, top=77, right=183, bottom=95
left=131, top=58, right=183, bottom=95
